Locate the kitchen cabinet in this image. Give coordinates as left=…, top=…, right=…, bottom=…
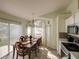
left=71, top=53, right=76, bottom=59
left=65, top=15, right=74, bottom=32
left=71, top=52, right=79, bottom=59
left=57, top=39, right=61, bottom=55
left=75, top=12, right=79, bottom=26
left=65, top=16, right=74, bottom=25
left=65, top=11, right=79, bottom=32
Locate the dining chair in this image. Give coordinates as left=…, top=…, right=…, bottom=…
left=37, top=37, right=42, bottom=46
left=29, top=35, right=33, bottom=44
left=31, top=43, right=38, bottom=56
left=19, top=36, right=25, bottom=42
left=15, top=42, right=31, bottom=59
left=24, top=35, right=28, bottom=39
left=36, top=37, right=42, bottom=52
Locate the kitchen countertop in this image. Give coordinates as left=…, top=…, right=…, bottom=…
left=69, top=34, right=79, bottom=38
left=59, top=38, right=68, bottom=42
left=70, top=52, right=79, bottom=59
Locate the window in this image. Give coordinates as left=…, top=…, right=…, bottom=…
left=34, top=27, right=43, bottom=38
left=27, top=26, right=31, bottom=36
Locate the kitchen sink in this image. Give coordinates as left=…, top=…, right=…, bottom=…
left=62, top=43, right=79, bottom=52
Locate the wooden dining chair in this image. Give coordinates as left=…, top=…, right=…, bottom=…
left=15, top=42, right=31, bottom=59
left=36, top=37, right=42, bottom=52
left=13, top=45, right=16, bottom=59
left=31, top=43, right=38, bottom=56
left=37, top=37, right=42, bottom=46
left=24, top=35, right=28, bottom=40
left=19, top=36, right=25, bottom=42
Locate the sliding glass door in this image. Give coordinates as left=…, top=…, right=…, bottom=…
left=0, top=22, right=9, bottom=58
left=0, top=20, right=23, bottom=58
left=0, top=22, right=8, bottom=46
left=9, top=23, right=22, bottom=56
left=10, top=24, right=22, bottom=45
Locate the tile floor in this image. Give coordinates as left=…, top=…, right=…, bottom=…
left=2, top=47, right=61, bottom=59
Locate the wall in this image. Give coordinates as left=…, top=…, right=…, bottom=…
left=41, top=9, right=73, bottom=49
left=47, top=19, right=56, bottom=49
left=45, top=18, right=58, bottom=49
left=36, top=18, right=57, bottom=49
left=40, top=10, right=67, bottom=49
left=41, top=19, right=54, bottom=48
left=42, top=16, right=66, bottom=49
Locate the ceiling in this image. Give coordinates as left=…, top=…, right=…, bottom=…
left=0, top=0, right=70, bottom=19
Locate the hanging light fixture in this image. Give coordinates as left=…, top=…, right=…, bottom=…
left=30, top=13, right=35, bottom=26
left=27, top=13, right=34, bottom=26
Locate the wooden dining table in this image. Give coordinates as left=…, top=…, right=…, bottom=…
left=13, top=38, right=38, bottom=59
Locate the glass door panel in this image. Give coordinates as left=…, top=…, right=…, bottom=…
left=0, top=21, right=23, bottom=58
left=10, top=24, right=22, bottom=45
left=0, top=22, right=9, bottom=58
left=27, top=26, right=31, bottom=36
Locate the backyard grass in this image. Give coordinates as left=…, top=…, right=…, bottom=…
left=0, top=39, right=8, bottom=47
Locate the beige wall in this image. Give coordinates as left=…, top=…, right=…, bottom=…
left=44, top=16, right=65, bottom=49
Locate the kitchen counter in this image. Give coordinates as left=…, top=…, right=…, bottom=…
left=69, top=34, right=79, bottom=38
left=70, top=52, right=79, bottom=59
left=60, top=38, right=68, bottom=42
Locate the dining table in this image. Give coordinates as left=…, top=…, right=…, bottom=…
left=12, top=38, right=38, bottom=59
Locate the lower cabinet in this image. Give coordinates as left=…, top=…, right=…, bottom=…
left=71, top=53, right=76, bottom=59
left=57, top=40, right=61, bottom=56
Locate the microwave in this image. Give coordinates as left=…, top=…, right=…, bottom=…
left=67, top=25, right=79, bottom=34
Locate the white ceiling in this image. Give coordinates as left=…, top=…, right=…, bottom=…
left=0, top=0, right=70, bottom=19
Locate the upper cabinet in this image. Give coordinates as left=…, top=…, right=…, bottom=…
left=65, top=15, right=74, bottom=25
left=65, top=11, right=79, bottom=32
left=75, top=12, right=79, bottom=25
left=65, top=0, right=79, bottom=34
left=65, top=15, right=74, bottom=32
left=65, top=11, right=79, bottom=26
